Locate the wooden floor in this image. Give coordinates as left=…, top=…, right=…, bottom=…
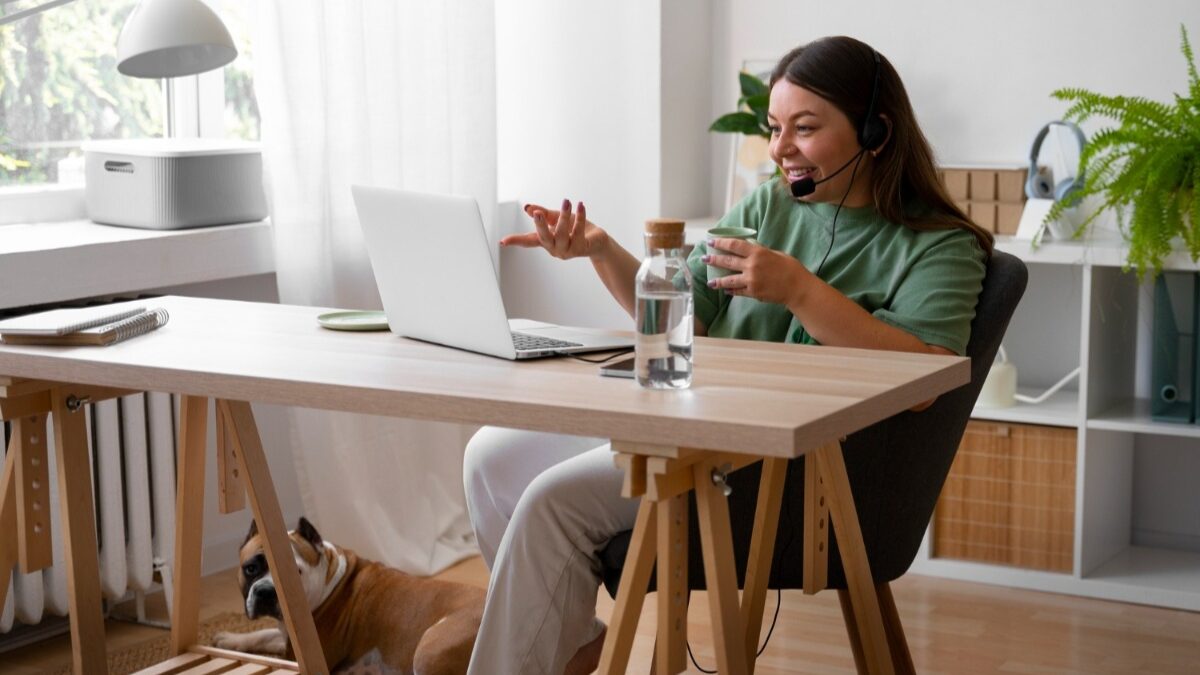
left=4, top=557, right=1199, bottom=674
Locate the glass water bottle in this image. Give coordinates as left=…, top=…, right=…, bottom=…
left=634, top=219, right=694, bottom=389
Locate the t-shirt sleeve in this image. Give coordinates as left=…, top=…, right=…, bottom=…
left=688, top=183, right=771, bottom=329
left=871, top=231, right=986, bottom=355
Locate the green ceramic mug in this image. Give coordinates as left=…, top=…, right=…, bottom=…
left=705, top=226, right=758, bottom=279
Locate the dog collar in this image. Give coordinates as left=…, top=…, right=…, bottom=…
left=317, top=541, right=348, bottom=608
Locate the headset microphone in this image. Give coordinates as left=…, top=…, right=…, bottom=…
left=789, top=147, right=868, bottom=198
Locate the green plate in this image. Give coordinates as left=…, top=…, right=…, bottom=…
left=317, top=310, right=390, bottom=331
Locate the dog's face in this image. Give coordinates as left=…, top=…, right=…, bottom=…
left=238, top=516, right=333, bottom=620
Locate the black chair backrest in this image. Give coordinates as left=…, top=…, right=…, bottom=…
left=601, top=250, right=1028, bottom=594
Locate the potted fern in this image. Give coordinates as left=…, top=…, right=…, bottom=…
left=1048, top=24, right=1200, bottom=276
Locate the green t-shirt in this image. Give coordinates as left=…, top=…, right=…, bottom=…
left=688, top=178, right=986, bottom=355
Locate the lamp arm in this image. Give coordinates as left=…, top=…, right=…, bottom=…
left=0, top=0, right=77, bottom=26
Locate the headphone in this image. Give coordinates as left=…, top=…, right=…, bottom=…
left=858, top=49, right=887, bottom=152
left=788, top=46, right=887, bottom=284
left=1026, top=120, right=1087, bottom=205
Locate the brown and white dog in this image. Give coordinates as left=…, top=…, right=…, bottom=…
left=214, top=517, right=484, bottom=675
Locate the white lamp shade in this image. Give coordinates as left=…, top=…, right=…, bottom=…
left=117, top=0, right=236, bottom=78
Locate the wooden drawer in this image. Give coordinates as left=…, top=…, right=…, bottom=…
left=933, top=421, right=1076, bottom=573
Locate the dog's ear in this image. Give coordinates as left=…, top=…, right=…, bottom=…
left=297, top=516, right=323, bottom=551
left=242, top=519, right=259, bottom=547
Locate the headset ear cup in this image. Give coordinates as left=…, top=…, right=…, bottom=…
left=860, top=116, right=887, bottom=151
left=1056, top=179, right=1083, bottom=206
left=1027, top=172, right=1053, bottom=199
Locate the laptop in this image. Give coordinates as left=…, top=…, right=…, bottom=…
left=352, top=185, right=634, bottom=360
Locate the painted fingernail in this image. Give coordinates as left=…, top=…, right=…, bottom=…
left=563, top=198, right=571, bottom=210
left=707, top=279, right=717, bottom=288
left=701, top=255, right=711, bottom=263
left=705, top=239, right=715, bottom=247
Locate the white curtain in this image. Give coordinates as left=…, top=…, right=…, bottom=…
left=253, top=0, right=496, bottom=575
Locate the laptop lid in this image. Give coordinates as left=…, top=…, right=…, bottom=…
left=352, top=185, right=519, bottom=359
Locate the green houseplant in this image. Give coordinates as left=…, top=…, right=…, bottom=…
left=1048, top=24, right=1200, bottom=276
left=710, top=71, right=771, bottom=139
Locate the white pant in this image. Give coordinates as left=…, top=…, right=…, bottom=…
left=462, top=427, right=640, bottom=675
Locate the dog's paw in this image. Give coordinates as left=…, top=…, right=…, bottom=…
left=211, top=631, right=245, bottom=651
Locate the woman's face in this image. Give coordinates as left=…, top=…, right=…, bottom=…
left=768, top=79, right=873, bottom=207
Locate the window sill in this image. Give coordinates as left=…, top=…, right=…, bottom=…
left=0, top=219, right=276, bottom=310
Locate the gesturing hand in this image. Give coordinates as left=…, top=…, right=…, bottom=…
left=702, top=237, right=811, bottom=307
left=499, top=199, right=609, bottom=260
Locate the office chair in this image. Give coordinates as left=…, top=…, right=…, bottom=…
left=598, top=249, right=1028, bottom=674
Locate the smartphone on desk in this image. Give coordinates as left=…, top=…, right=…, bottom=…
left=598, top=356, right=636, bottom=379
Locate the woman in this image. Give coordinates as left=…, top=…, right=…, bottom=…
left=463, top=35, right=993, bottom=675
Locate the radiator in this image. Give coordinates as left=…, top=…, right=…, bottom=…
left=1, top=391, right=180, bottom=640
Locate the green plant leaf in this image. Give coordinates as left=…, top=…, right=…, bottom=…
left=1044, top=23, right=1200, bottom=276
left=739, top=71, right=768, bottom=99
left=709, top=111, right=763, bottom=135
left=739, top=93, right=768, bottom=113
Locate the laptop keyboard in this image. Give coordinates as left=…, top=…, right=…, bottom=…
left=511, top=331, right=583, bottom=352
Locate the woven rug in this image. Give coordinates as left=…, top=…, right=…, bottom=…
left=46, top=611, right=276, bottom=675
left=43, top=612, right=402, bottom=675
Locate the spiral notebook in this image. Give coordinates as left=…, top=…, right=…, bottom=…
left=0, top=306, right=170, bottom=346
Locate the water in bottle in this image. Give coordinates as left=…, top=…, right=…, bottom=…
left=634, top=219, right=693, bottom=389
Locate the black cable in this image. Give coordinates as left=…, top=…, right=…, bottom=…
left=813, top=149, right=867, bottom=278
left=686, top=462, right=801, bottom=673
left=562, top=347, right=635, bottom=364
left=685, top=588, right=783, bottom=673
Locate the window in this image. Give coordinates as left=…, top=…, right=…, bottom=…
left=0, top=0, right=259, bottom=223
left=0, top=0, right=161, bottom=188
left=214, top=0, right=259, bottom=141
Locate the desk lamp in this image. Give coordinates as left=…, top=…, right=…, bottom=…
left=116, top=0, right=236, bottom=78
left=2, top=0, right=237, bottom=131
left=3, top=0, right=235, bottom=67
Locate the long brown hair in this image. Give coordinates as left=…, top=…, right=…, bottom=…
left=769, top=36, right=993, bottom=255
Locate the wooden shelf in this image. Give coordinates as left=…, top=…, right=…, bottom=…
left=1088, top=398, right=1200, bottom=438
left=971, top=387, right=1080, bottom=428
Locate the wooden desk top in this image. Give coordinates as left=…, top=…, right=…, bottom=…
left=0, top=296, right=969, bottom=457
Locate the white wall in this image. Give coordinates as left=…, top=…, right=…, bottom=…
left=708, top=0, right=1200, bottom=216
left=495, top=0, right=712, bottom=329
left=152, top=274, right=305, bottom=575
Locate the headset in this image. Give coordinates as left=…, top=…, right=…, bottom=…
left=1026, top=120, right=1087, bottom=206
left=790, top=48, right=887, bottom=199
left=858, top=49, right=888, bottom=152
left=790, top=48, right=886, bottom=282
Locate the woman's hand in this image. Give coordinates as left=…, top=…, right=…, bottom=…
left=500, top=199, right=610, bottom=260
left=702, top=238, right=812, bottom=307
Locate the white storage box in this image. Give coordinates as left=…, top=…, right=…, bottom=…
left=84, top=138, right=268, bottom=230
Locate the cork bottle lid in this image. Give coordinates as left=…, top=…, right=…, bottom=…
left=645, top=218, right=686, bottom=249
left=645, top=218, right=686, bottom=234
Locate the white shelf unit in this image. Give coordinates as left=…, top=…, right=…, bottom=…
left=911, top=235, right=1200, bottom=612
